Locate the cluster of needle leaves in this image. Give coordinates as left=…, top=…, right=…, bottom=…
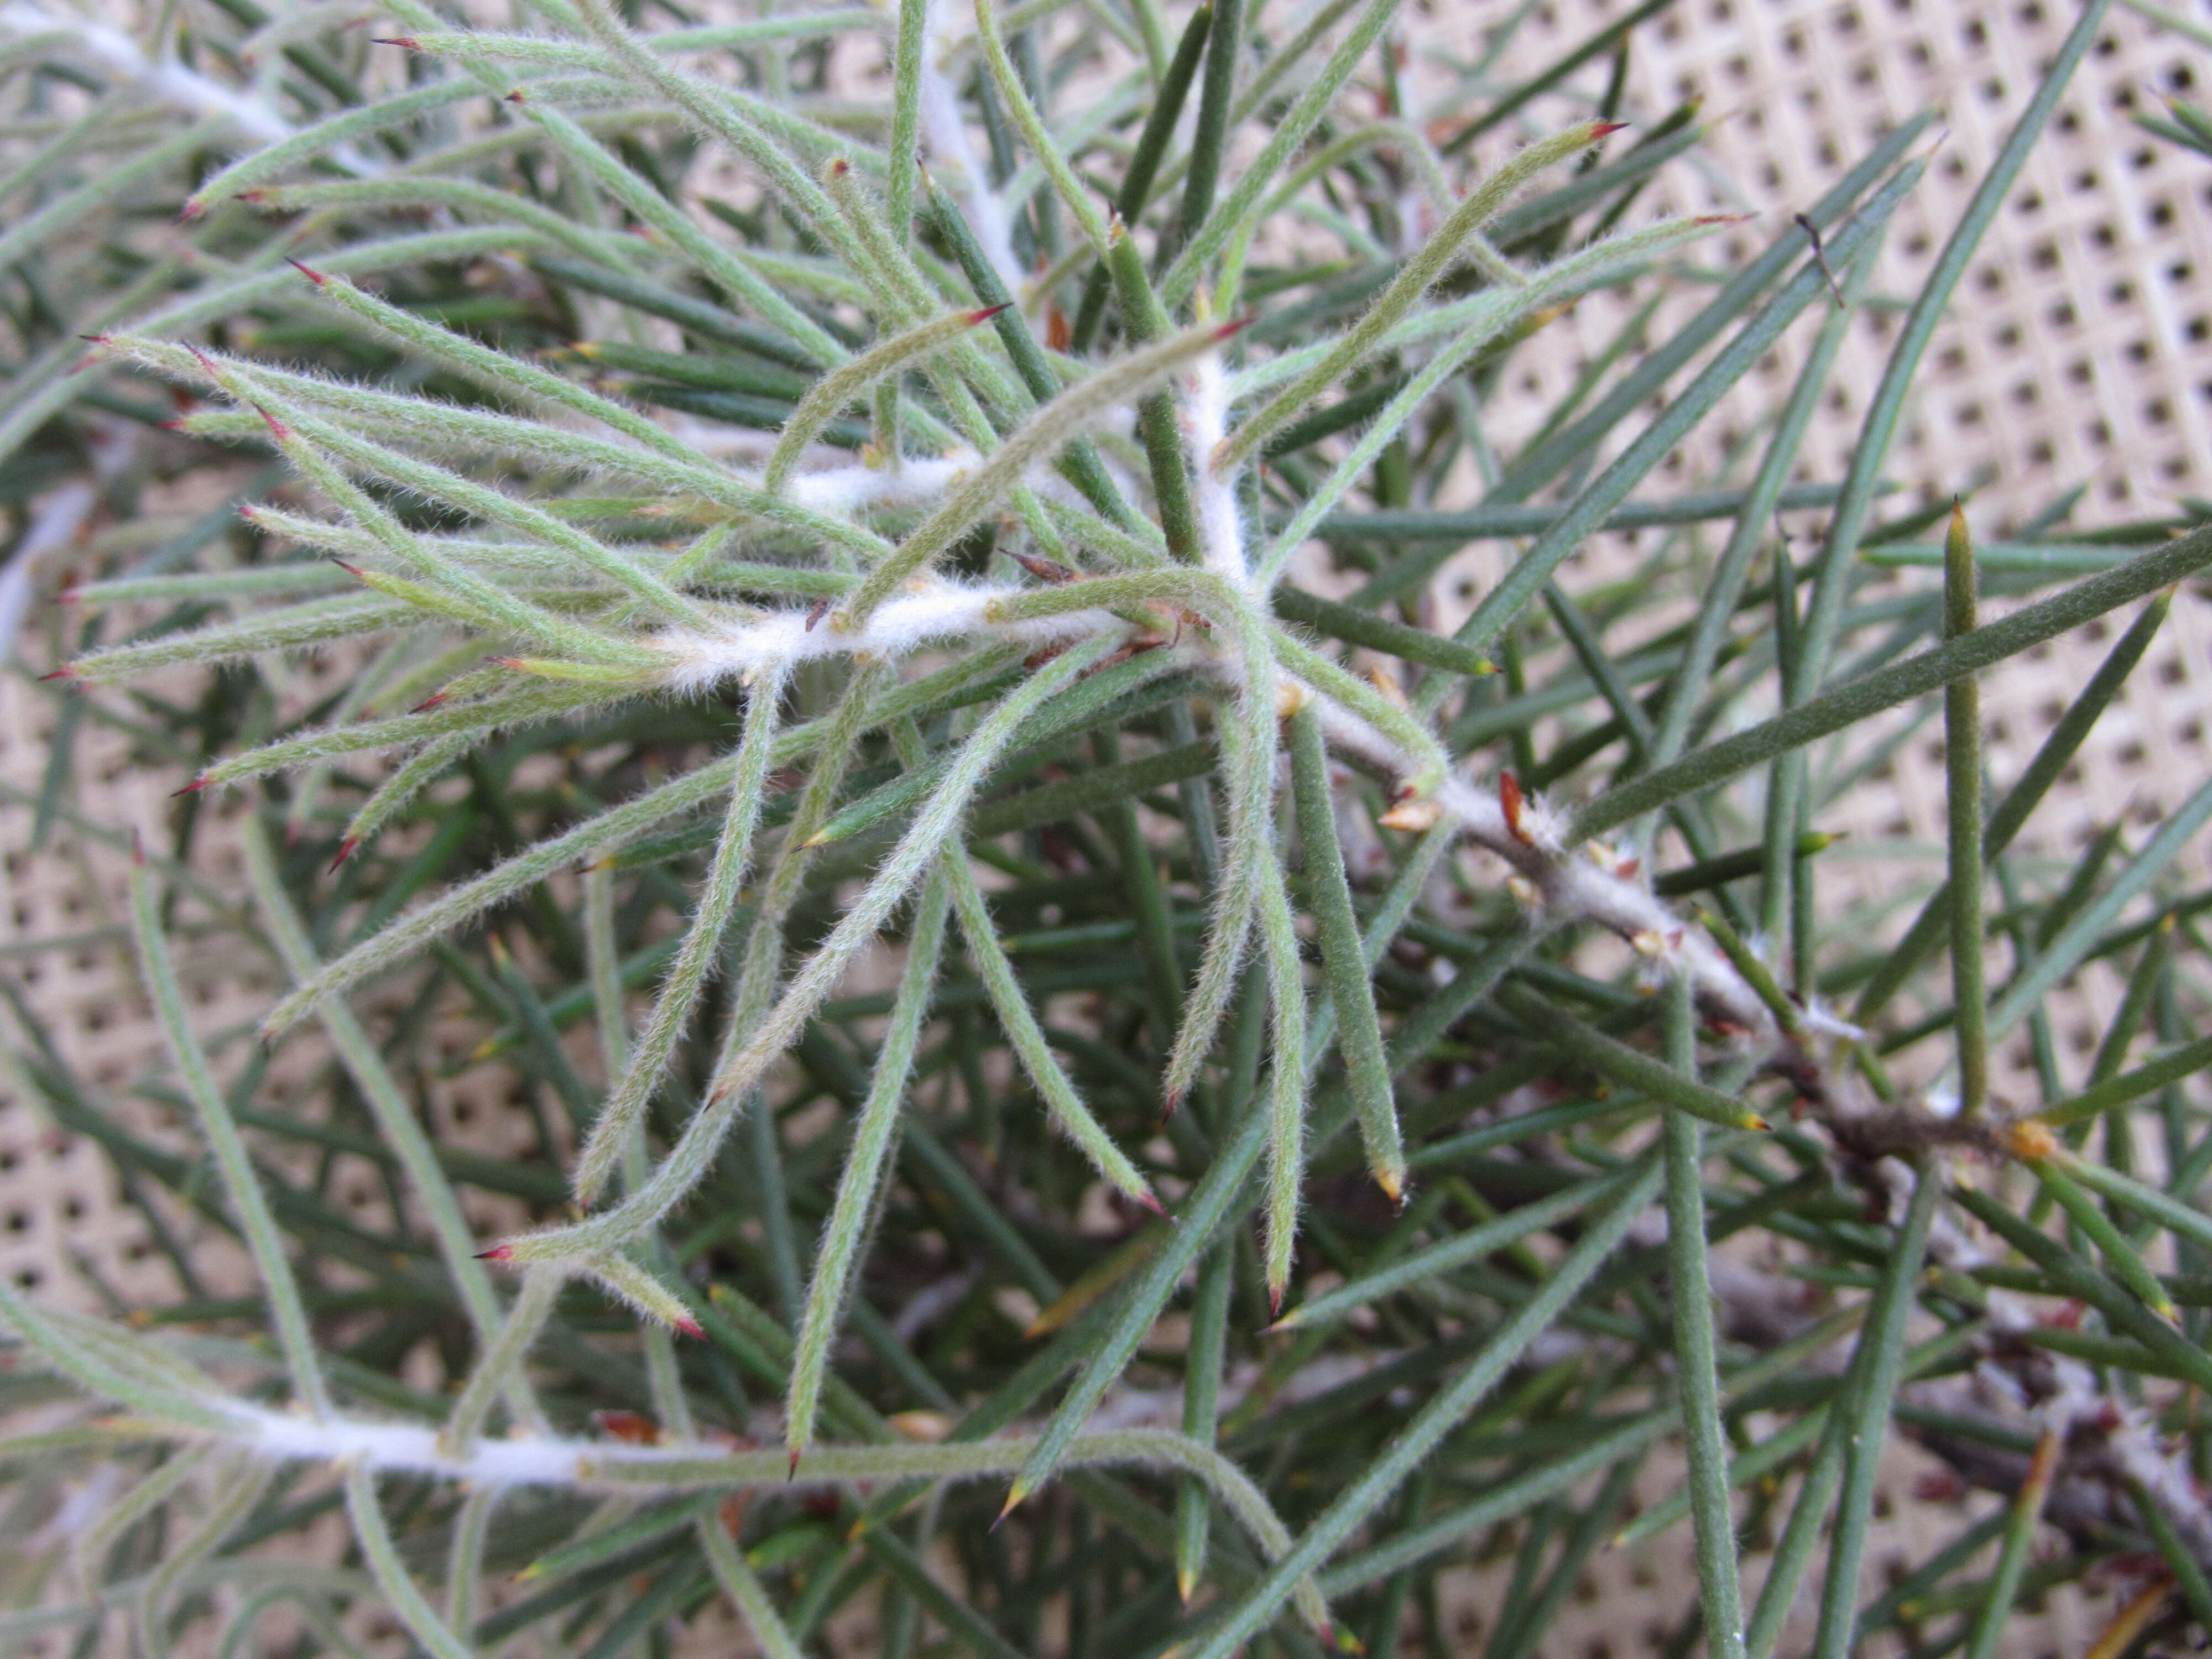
left=7, top=0, right=2212, bottom=1655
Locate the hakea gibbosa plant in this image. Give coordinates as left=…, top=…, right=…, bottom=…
left=12, top=0, right=2212, bottom=1652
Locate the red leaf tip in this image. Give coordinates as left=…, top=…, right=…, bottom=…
left=1499, top=771, right=1532, bottom=844
left=370, top=35, right=418, bottom=46
left=475, top=1245, right=514, bottom=1262
left=285, top=257, right=327, bottom=286
left=38, top=665, right=79, bottom=682
left=1590, top=121, right=1631, bottom=138
left=1009, top=550, right=1076, bottom=585
left=968, top=301, right=1013, bottom=325
left=173, top=776, right=209, bottom=796
left=1211, top=316, right=1253, bottom=341
left=675, top=1318, right=705, bottom=1340
left=327, top=837, right=359, bottom=873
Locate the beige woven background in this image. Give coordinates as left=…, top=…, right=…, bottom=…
left=4, top=0, right=2212, bottom=1650
left=1401, top=0, right=2212, bottom=1066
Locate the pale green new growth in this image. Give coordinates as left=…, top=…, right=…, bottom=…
left=570, top=666, right=786, bottom=1206
left=1220, top=121, right=1611, bottom=473
left=786, top=872, right=953, bottom=1463
left=128, top=851, right=332, bottom=1422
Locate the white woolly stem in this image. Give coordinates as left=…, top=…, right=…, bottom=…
left=1182, top=348, right=1250, bottom=591
left=198, top=1407, right=1331, bottom=1630
left=646, top=572, right=1778, bottom=1045
left=916, top=0, right=1022, bottom=290
left=650, top=577, right=1120, bottom=693
left=0, top=418, right=131, bottom=663
left=0, top=1, right=292, bottom=144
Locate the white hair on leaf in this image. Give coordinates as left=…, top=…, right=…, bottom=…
left=649, top=578, right=1132, bottom=694
left=916, top=0, right=1023, bottom=292
left=1181, top=348, right=1250, bottom=589
left=0, top=0, right=294, bottom=144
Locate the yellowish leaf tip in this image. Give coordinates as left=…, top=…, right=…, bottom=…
left=1379, top=797, right=1444, bottom=833
left=2006, top=1120, right=2058, bottom=1161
